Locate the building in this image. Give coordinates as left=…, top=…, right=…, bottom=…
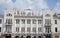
left=0, top=9, right=60, bottom=38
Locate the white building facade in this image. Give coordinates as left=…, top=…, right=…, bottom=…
left=0, top=9, right=60, bottom=38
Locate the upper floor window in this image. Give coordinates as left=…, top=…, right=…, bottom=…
left=45, top=14, right=50, bottom=17
left=55, top=20, right=57, bottom=24
left=21, top=27, right=25, bottom=32
left=7, top=13, right=12, bottom=16
left=0, top=19, right=2, bottom=24
left=38, top=27, right=42, bottom=32
left=27, top=19, right=31, bottom=24
left=32, top=19, right=36, bottom=24
left=0, top=27, right=1, bottom=32
left=16, top=19, right=20, bottom=24
left=16, top=27, right=19, bottom=32
left=55, top=27, right=58, bottom=32
left=32, top=27, right=36, bottom=32
left=45, top=19, right=51, bottom=24
left=21, top=19, right=25, bottom=24
left=38, top=20, right=42, bottom=24
left=6, top=19, right=12, bottom=24
left=27, top=27, right=30, bottom=32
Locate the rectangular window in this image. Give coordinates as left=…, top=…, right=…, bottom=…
left=32, top=27, right=36, bottom=32
left=16, top=27, right=19, bottom=32
left=45, top=19, right=51, bottom=24
left=55, top=27, right=58, bottom=32
left=38, top=20, right=42, bottom=24
left=21, top=19, right=25, bottom=24
left=6, top=26, right=12, bottom=33
left=45, top=27, right=51, bottom=33
left=6, top=19, right=12, bottom=24
left=55, top=20, right=57, bottom=24
left=16, top=19, right=20, bottom=24
left=27, top=19, right=31, bottom=24
left=21, top=27, right=25, bottom=32
left=0, top=27, right=1, bottom=32
left=0, top=19, right=2, bottom=24
left=32, top=19, right=36, bottom=24
left=27, top=27, right=30, bottom=32
left=38, top=27, right=42, bottom=32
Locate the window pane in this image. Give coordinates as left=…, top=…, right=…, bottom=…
left=38, top=27, right=42, bottom=32
left=32, top=27, right=36, bottom=32
left=27, top=19, right=31, bottom=24
left=0, top=19, right=2, bottom=24
left=21, top=27, right=25, bottom=32
left=0, top=27, right=1, bottom=32
left=38, top=20, right=42, bottom=24
left=21, top=19, right=25, bottom=24
left=16, top=27, right=19, bottom=32
left=32, top=19, right=36, bottom=24
left=27, top=27, right=30, bottom=32
left=55, top=20, right=57, bottom=24
left=55, top=27, right=58, bottom=32
left=16, top=19, right=20, bottom=24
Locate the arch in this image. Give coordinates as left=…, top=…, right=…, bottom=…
left=33, top=36, right=36, bottom=38
left=26, top=36, right=31, bottom=38
left=38, top=36, right=41, bottom=38
left=21, top=36, right=24, bottom=38
left=15, top=36, right=19, bottom=38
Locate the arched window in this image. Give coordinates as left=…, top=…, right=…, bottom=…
left=7, top=13, right=12, bottom=16
left=45, top=14, right=50, bottom=17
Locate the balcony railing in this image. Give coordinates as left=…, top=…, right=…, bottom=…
left=45, top=23, right=52, bottom=27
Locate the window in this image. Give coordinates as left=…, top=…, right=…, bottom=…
left=0, top=19, right=2, bottom=24
left=7, top=13, right=12, bottom=16
left=55, top=20, right=57, bottom=24
left=16, top=19, right=20, bottom=24
left=45, top=19, right=51, bottom=24
left=6, top=26, right=12, bottom=33
left=32, top=19, right=36, bottom=24
left=16, top=27, right=19, bottom=32
left=45, top=27, right=51, bottom=33
left=38, top=20, right=42, bottom=24
left=38, top=27, right=42, bottom=32
left=32, top=27, right=36, bottom=32
left=27, top=19, right=31, bottom=24
left=55, top=27, right=58, bottom=32
left=55, top=36, right=59, bottom=38
left=21, top=19, right=25, bottom=24
left=0, top=27, right=1, bottom=32
left=27, top=27, right=30, bottom=32
left=6, top=19, right=12, bottom=24
left=21, top=27, right=25, bottom=32
left=45, top=14, right=50, bottom=17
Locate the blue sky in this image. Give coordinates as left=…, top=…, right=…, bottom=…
left=0, top=0, right=60, bottom=15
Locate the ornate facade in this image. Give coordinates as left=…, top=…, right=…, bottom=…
left=0, top=9, right=60, bottom=38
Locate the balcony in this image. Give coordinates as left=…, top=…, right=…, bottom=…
left=5, top=22, right=12, bottom=25
left=3, top=31, right=12, bottom=34
left=44, top=23, right=52, bottom=27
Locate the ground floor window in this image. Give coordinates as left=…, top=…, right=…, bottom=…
left=55, top=36, right=59, bottom=38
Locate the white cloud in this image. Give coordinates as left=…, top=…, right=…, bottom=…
left=0, top=0, right=5, bottom=4
left=0, top=0, right=49, bottom=13
left=53, top=2, right=60, bottom=13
